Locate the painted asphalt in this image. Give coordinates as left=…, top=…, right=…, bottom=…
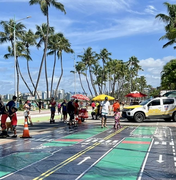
left=0, top=112, right=176, bottom=180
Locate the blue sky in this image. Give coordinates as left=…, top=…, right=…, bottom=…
left=0, top=0, right=176, bottom=95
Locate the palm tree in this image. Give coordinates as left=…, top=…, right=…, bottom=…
left=96, top=48, right=112, bottom=92
left=29, top=0, right=66, bottom=98
left=21, top=29, right=40, bottom=97
left=48, top=32, right=65, bottom=96
left=74, top=61, right=87, bottom=95
left=155, top=2, right=176, bottom=49
left=35, top=23, right=54, bottom=98
left=0, top=19, right=26, bottom=97
left=78, top=47, right=97, bottom=96
left=54, top=35, right=74, bottom=98
left=4, top=42, right=33, bottom=97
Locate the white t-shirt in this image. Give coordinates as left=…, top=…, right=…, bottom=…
left=101, top=101, right=110, bottom=113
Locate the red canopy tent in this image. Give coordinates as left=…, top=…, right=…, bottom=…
left=125, top=91, right=147, bottom=98
left=71, top=94, right=90, bottom=101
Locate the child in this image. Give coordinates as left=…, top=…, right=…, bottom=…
left=114, top=108, right=121, bottom=129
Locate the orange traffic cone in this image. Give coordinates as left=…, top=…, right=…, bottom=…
left=20, top=117, right=31, bottom=138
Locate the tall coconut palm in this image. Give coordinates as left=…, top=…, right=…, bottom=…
left=74, top=61, right=87, bottom=95
left=21, top=29, right=40, bottom=97
left=4, top=42, right=33, bottom=96
left=96, top=48, right=112, bottom=92
left=29, top=0, right=66, bottom=98
left=47, top=32, right=65, bottom=97
left=156, top=2, right=176, bottom=49
left=78, top=47, right=97, bottom=96
left=35, top=23, right=54, bottom=98
left=54, top=35, right=74, bottom=98
left=0, top=19, right=26, bottom=97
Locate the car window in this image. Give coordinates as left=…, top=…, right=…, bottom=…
left=149, top=99, right=160, bottom=106
left=163, top=99, right=174, bottom=105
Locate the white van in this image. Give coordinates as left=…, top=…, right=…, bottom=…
left=122, top=97, right=176, bottom=122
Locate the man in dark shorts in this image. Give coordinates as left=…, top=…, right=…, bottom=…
left=38, top=99, right=42, bottom=113
left=67, top=99, right=75, bottom=128
left=61, top=99, right=67, bottom=122
left=49, top=97, right=56, bottom=122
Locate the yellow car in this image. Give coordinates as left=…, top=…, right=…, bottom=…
left=122, top=97, right=176, bottom=122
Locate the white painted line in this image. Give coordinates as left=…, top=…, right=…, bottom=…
left=106, top=140, right=112, bottom=144
left=175, top=162, right=176, bottom=166
left=170, top=142, right=174, bottom=146
left=173, top=149, right=175, bottom=153
left=92, top=139, right=98, bottom=143
left=112, top=140, right=119, bottom=145
left=154, top=141, right=159, bottom=145
left=138, top=138, right=154, bottom=180
left=15, top=144, right=22, bottom=147
left=162, top=142, right=166, bottom=145
left=85, top=138, right=92, bottom=142
left=174, top=157, right=176, bottom=161
left=24, top=141, right=31, bottom=144
left=4, top=147, right=12, bottom=150
left=173, top=153, right=176, bottom=156
left=99, top=139, right=104, bottom=143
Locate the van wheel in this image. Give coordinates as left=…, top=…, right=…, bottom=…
left=134, top=112, right=145, bottom=122
left=172, top=112, right=176, bottom=121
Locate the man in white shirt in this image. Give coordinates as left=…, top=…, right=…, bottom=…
left=100, top=97, right=110, bottom=128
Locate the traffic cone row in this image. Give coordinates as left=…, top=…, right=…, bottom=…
left=20, top=117, right=31, bottom=138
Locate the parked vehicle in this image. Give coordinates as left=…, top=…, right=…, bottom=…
left=122, top=97, right=176, bottom=122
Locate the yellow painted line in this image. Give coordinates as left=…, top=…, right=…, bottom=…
left=33, top=126, right=127, bottom=180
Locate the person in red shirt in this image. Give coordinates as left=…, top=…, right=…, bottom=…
left=49, top=97, right=56, bottom=122
left=91, top=101, right=96, bottom=110
left=74, top=100, right=79, bottom=115
left=112, top=99, right=120, bottom=113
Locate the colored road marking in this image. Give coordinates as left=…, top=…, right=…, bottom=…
left=43, top=126, right=111, bottom=147
left=0, top=152, right=51, bottom=178
left=33, top=127, right=127, bottom=180
left=133, top=126, right=156, bottom=135
left=81, top=137, right=152, bottom=180
left=55, top=139, right=83, bottom=142
left=122, top=140, right=150, bottom=144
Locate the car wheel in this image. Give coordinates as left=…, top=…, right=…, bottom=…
left=172, top=112, right=176, bottom=121
left=164, top=118, right=172, bottom=122
left=134, top=112, right=145, bottom=122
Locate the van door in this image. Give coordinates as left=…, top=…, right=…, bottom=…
left=147, top=99, right=162, bottom=118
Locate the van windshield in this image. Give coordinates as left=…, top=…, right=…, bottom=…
left=140, top=99, right=152, bottom=105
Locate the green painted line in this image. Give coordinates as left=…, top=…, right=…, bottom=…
left=0, top=152, right=50, bottom=178
left=43, top=127, right=110, bottom=147
left=133, top=126, right=156, bottom=136
left=81, top=137, right=152, bottom=180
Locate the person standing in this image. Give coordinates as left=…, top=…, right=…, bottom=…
left=114, top=108, right=121, bottom=129
left=112, top=99, right=120, bottom=113
left=57, top=102, right=61, bottom=115
left=100, top=97, right=111, bottom=128
left=5, top=95, right=18, bottom=138
left=0, top=97, right=9, bottom=138
left=49, top=97, right=56, bottom=123
left=38, top=99, right=42, bottom=113
left=61, top=99, right=67, bottom=122
left=23, top=101, right=33, bottom=126
left=67, top=99, right=75, bottom=129
left=74, top=100, right=79, bottom=116
left=91, top=101, right=96, bottom=110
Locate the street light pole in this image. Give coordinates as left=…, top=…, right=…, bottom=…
left=13, top=16, right=31, bottom=96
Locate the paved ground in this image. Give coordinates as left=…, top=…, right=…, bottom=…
left=0, top=110, right=176, bottom=180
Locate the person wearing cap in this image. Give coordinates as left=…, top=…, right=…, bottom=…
left=112, top=99, right=120, bottom=113
left=5, top=95, right=18, bottom=138
left=100, top=97, right=111, bottom=128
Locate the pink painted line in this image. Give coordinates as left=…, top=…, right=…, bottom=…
left=122, top=141, right=150, bottom=144
left=54, top=139, right=83, bottom=142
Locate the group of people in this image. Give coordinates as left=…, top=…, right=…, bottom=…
left=91, top=98, right=124, bottom=129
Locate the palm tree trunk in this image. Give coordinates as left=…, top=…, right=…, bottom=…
left=34, top=10, right=49, bottom=97
left=85, top=70, right=93, bottom=97
left=88, top=66, right=97, bottom=96
left=45, top=55, right=49, bottom=98
left=54, top=52, right=63, bottom=98
left=16, top=59, right=19, bottom=99
left=27, top=60, right=40, bottom=99
left=78, top=73, right=86, bottom=95
left=50, top=51, right=57, bottom=97
left=17, top=60, right=33, bottom=95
